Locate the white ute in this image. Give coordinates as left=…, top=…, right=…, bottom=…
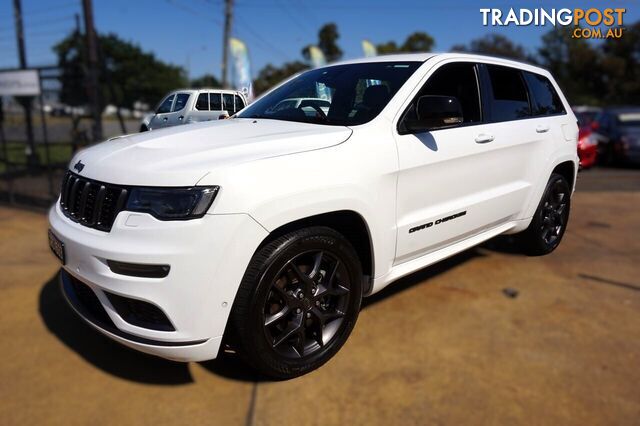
left=49, top=53, right=578, bottom=378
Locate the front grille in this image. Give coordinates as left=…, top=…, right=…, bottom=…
left=60, top=171, right=128, bottom=232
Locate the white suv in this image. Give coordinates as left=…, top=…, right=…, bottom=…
left=49, top=53, right=578, bottom=379
left=140, top=88, right=248, bottom=131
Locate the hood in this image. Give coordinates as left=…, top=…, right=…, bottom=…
left=69, top=118, right=353, bottom=186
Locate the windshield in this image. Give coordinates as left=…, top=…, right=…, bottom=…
left=238, top=62, right=421, bottom=126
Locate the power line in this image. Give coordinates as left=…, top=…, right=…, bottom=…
left=163, top=0, right=291, bottom=63
left=24, top=14, right=75, bottom=27
left=234, top=15, right=291, bottom=61
left=22, top=1, right=80, bottom=16
left=164, top=0, right=224, bottom=27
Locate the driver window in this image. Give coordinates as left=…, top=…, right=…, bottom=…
left=156, top=94, right=175, bottom=114
left=410, top=62, right=481, bottom=124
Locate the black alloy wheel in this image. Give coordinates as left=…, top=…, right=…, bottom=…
left=229, top=226, right=363, bottom=379
left=518, top=173, right=571, bottom=255
left=263, top=249, right=350, bottom=359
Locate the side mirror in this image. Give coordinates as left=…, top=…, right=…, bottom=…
left=403, top=95, right=464, bottom=133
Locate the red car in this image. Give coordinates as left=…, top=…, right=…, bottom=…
left=574, top=108, right=600, bottom=169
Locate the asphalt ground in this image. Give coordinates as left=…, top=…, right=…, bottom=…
left=1, top=167, right=639, bottom=425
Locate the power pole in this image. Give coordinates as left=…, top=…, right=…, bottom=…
left=81, top=0, right=102, bottom=142
left=12, top=0, right=38, bottom=166
left=221, top=0, right=233, bottom=88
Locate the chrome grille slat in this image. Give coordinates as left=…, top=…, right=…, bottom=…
left=59, top=171, right=128, bottom=232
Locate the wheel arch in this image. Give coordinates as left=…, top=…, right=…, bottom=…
left=552, top=160, right=576, bottom=191
left=256, top=210, right=375, bottom=294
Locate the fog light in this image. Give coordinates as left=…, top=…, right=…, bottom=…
left=107, top=260, right=170, bottom=278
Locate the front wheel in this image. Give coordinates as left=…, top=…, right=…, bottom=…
left=517, top=173, right=571, bottom=255
left=229, top=226, right=363, bottom=379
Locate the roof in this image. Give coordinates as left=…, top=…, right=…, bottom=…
left=170, top=88, right=245, bottom=94
left=329, top=52, right=550, bottom=77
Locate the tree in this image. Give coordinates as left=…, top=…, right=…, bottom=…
left=54, top=32, right=187, bottom=110
left=252, top=61, right=308, bottom=95
left=302, top=23, right=343, bottom=63
left=600, top=21, right=640, bottom=105
left=376, top=41, right=399, bottom=54
left=376, top=32, right=434, bottom=54
left=191, top=74, right=221, bottom=88
left=537, top=27, right=603, bottom=105
left=451, top=34, right=528, bottom=61
left=401, top=32, right=434, bottom=52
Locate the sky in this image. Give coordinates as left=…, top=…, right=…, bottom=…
left=0, top=0, right=637, bottom=80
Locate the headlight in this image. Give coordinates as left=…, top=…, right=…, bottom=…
left=125, top=186, right=219, bottom=220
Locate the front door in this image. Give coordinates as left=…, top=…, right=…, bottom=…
left=150, top=93, right=175, bottom=129
left=393, top=61, right=529, bottom=264
left=164, top=92, right=191, bottom=127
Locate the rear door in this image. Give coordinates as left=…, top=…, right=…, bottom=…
left=471, top=64, right=550, bottom=222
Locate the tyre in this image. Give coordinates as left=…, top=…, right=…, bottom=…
left=229, top=226, right=363, bottom=379
left=139, top=125, right=148, bottom=132
left=517, top=173, right=571, bottom=256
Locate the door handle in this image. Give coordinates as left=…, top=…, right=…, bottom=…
left=475, top=134, right=494, bottom=144
left=163, top=117, right=168, bottom=121
left=536, top=125, right=550, bottom=133
left=179, top=115, right=184, bottom=120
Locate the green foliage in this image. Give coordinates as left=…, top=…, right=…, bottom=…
left=599, top=21, right=640, bottom=105
left=451, top=25, right=640, bottom=106
left=400, top=32, right=435, bottom=52
left=376, top=41, right=399, bottom=54
left=451, top=34, right=528, bottom=61
left=376, top=32, right=434, bottom=54
left=253, top=61, right=309, bottom=95
left=54, top=32, right=187, bottom=109
left=537, top=27, right=603, bottom=105
left=302, top=23, right=343, bottom=63
left=191, top=74, right=222, bottom=88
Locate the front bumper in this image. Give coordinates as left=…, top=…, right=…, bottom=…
left=49, top=201, right=268, bottom=362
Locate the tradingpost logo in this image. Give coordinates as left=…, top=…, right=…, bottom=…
left=480, top=8, right=627, bottom=39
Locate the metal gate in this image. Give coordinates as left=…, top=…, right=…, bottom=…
left=0, top=66, right=88, bottom=208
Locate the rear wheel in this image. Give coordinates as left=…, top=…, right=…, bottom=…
left=229, top=226, right=363, bottom=379
left=517, top=173, right=571, bottom=255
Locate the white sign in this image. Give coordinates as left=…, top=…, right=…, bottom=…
left=0, top=69, right=40, bottom=96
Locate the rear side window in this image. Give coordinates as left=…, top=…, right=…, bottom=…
left=210, top=93, right=222, bottom=110
left=408, top=62, right=481, bottom=125
left=195, top=93, right=209, bottom=110
left=235, top=95, right=245, bottom=110
left=223, top=94, right=235, bottom=114
left=523, top=72, right=565, bottom=116
left=173, top=93, right=190, bottom=112
left=486, top=65, right=530, bottom=122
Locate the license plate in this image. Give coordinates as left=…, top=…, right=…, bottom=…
left=48, top=230, right=65, bottom=264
